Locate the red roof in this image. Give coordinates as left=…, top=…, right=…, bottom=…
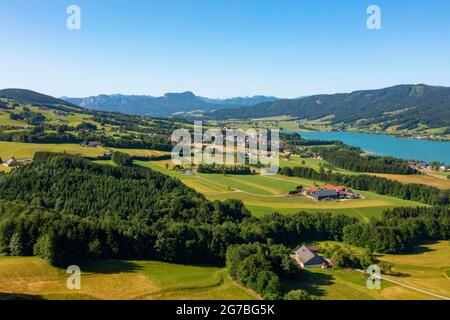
left=306, top=186, right=320, bottom=193
left=324, top=184, right=346, bottom=191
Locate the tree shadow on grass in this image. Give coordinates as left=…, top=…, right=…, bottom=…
left=405, top=241, right=438, bottom=255
left=72, top=259, right=144, bottom=274
left=0, top=292, right=44, bottom=300
left=283, top=270, right=334, bottom=297
left=387, top=271, right=411, bottom=278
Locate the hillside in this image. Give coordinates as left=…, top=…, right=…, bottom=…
left=63, top=92, right=278, bottom=116
left=210, top=84, right=450, bottom=131
left=0, top=153, right=251, bottom=266
left=0, top=89, right=81, bottom=111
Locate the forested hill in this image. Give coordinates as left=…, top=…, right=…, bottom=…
left=0, top=153, right=251, bottom=265
left=209, top=84, right=450, bottom=130
left=0, top=88, right=81, bottom=111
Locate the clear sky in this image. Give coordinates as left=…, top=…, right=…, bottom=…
left=1, top=0, right=449, bottom=98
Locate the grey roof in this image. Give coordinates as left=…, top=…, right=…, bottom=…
left=295, top=246, right=326, bottom=266
left=312, top=189, right=338, bottom=198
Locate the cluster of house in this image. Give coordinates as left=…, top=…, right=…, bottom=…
left=409, top=161, right=448, bottom=172
left=292, top=245, right=330, bottom=269
left=303, top=184, right=361, bottom=201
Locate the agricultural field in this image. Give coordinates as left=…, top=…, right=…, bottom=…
left=0, top=257, right=257, bottom=300
left=284, top=156, right=450, bottom=189
left=428, top=171, right=450, bottom=180
left=372, top=173, right=450, bottom=189
left=136, top=160, right=426, bottom=221
left=377, top=241, right=450, bottom=298
left=285, top=241, right=449, bottom=300
left=279, top=156, right=355, bottom=175
left=0, top=141, right=170, bottom=161
left=0, top=141, right=107, bottom=159
left=108, top=148, right=170, bottom=157
left=0, top=105, right=98, bottom=128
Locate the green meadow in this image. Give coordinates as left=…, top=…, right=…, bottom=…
left=136, top=160, right=426, bottom=221
left=0, top=141, right=170, bottom=160
left=284, top=241, right=450, bottom=300
left=0, top=257, right=257, bottom=300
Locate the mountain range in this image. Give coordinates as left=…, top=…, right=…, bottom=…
left=2, top=84, right=450, bottom=132
left=62, top=92, right=279, bottom=116
left=209, top=84, right=450, bottom=130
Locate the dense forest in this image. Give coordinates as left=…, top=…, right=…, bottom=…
left=281, top=133, right=338, bottom=147
left=343, top=207, right=449, bottom=253
left=313, top=145, right=417, bottom=174
left=279, top=166, right=450, bottom=206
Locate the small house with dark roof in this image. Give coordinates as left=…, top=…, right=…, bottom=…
left=293, top=246, right=328, bottom=268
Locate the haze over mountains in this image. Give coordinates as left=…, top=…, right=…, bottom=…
left=62, top=92, right=279, bottom=117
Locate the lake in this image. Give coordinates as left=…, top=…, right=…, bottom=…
left=296, top=131, right=450, bottom=164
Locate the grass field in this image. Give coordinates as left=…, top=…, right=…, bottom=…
left=372, top=173, right=450, bottom=189
left=0, top=105, right=97, bottom=126
left=0, top=112, right=28, bottom=127
left=136, top=160, right=426, bottom=221
left=108, top=148, right=170, bottom=157
left=0, top=141, right=107, bottom=159
left=285, top=241, right=449, bottom=300
left=0, top=141, right=170, bottom=160
left=377, top=241, right=450, bottom=298
left=0, top=257, right=257, bottom=300
left=284, top=156, right=450, bottom=189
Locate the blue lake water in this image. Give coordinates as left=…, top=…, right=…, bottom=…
left=296, top=131, right=450, bottom=164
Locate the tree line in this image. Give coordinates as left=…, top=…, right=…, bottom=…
left=312, top=145, right=417, bottom=174
left=197, top=163, right=254, bottom=175
left=343, top=206, right=449, bottom=253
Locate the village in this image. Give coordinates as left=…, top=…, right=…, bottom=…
left=408, top=160, right=449, bottom=173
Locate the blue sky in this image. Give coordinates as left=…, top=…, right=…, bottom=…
left=1, top=0, right=449, bottom=98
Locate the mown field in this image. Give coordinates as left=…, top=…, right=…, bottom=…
left=0, top=257, right=257, bottom=300
left=0, top=142, right=170, bottom=160
left=372, top=173, right=450, bottom=189
left=136, top=160, right=426, bottom=221
left=377, top=241, right=450, bottom=298
left=285, top=241, right=450, bottom=300
left=0, top=141, right=107, bottom=159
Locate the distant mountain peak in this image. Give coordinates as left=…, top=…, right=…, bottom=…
left=62, top=92, right=280, bottom=116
